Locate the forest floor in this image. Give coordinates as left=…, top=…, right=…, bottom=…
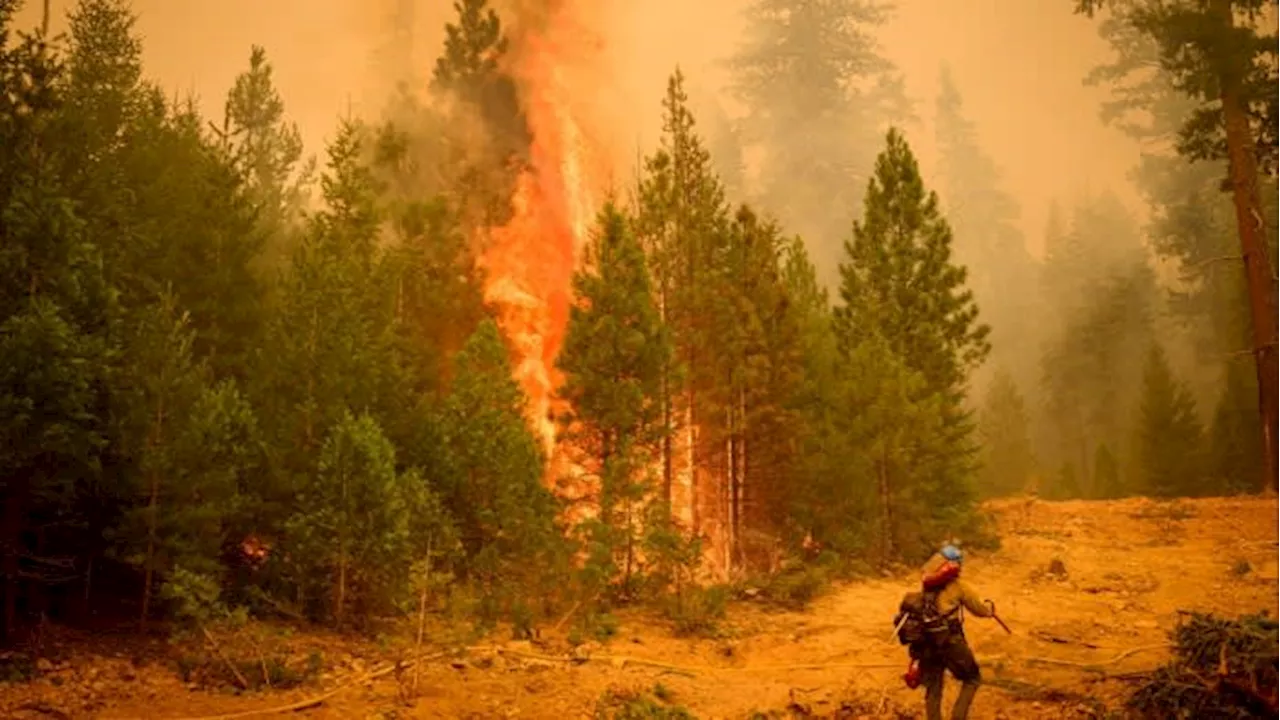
left=1, top=495, right=1276, bottom=719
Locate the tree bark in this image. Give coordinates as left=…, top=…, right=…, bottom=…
left=336, top=459, right=349, bottom=626
left=140, top=395, right=166, bottom=633
left=725, top=417, right=733, bottom=576
left=688, top=394, right=698, bottom=534
left=878, top=449, right=894, bottom=562
left=1215, top=1, right=1280, bottom=490
left=737, top=384, right=747, bottom=570
left=411, top=537, right=431, bottom=696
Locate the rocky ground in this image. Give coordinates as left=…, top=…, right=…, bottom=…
left=1, top=494, right=1276, bottom=719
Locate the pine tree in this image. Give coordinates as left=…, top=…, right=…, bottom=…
left=634, top=68, right=728, bottom=526
left=1086, top=6, right=1273, bottom=490
left=284, top=411, right=416, bottom=625
left=1208, top=361, right=1266, bottom=493
left=1138, top=342, right=1206, bottom=497
left=711, top=206, right=805, bottom=566
left=258, top=120, right=398, bottom=520
left=842, top=332, right=948, bottom=562
left=438, top=320, right=563, bottom=612
left=1039, top=193, right=1158, bottom=498
left=977, top=369, right=1036, bottom=498
left=0, top=301, right=106, bottom=639
left=1077, top=0, right=1279, bottom=489
left=834, top=128, right=991, bottom=559
left=835, top=128, right=990, bottom=404
left=221, top=45, right=311, bottom=274
left=373, top=126, right=486, bottom=395
left=776, top=236, right=850, bottom=551
left=556, top=201, right=672, bottom=590
left=430, top=0, right=529, bottom=228
left=109, top=293, right=260, bottom=630
left=730, top=0, right=911, bottom=288
left=120, top=96, right=265, bottom=381
left=0, top=10, right=112, bottom=640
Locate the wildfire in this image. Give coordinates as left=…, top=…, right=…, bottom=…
left=469, top=2, right=730, bottom=576
left=477, top=2, right=609, bottom=465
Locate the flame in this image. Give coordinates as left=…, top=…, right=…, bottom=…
left=468, top=2, right=730, bottom=576
left=477, top=2, right=608, bottom=465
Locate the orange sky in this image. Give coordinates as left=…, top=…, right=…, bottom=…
left=14, top=0, right=1148, bottom=257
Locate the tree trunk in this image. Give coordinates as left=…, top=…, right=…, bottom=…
left=336, top=552, right=347, bottom=626
left=1, top=476, right=28, bottom=645
left=688, top=391, right=699, bottom=534
left=1216, top=0, right=1279, bottom=490
left=737, top=384, right=747, bottom=570
left=659, top=292, right=674, bottom=512
left=878, top=449, right=893, bottom=562
left=725, top=405, right=733, bottom=576
left=624, top=502, right=634, bottom=592
left=336, top=460, right=349, bottom=626
left=662, top=365, right=673, bottom=509
left=411, top=538, right=431, bottom=696
left=140, top=395, right=166, bottom=633
left=304, top=308, right=318, bottom=449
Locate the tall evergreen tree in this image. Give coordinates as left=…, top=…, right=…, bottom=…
left=430, top=0, right=529, bottom=228
left=257, top=120, right=399, bottom=521
left=1138, top=342, right=1206, bottom=497
left=730, top=0, right=912, bottom=288
left=1039, top=193, right=1159, bottom=498
left=1086, top=7, right=1273, bottom=489
left=634, top=69, right=728, bottom=527
left=709, top=207, right=805, bottom=567
left=776, top=236, right=851, bottom=551
left=438, top=320, right=562, bottom=611
left=109, top=294, right=258, bottom=630
left=835, top=128, right=990, bottom=402
left=1, top=1, right=115, bottom=641
left=221, top=45, right=311, bottom=274
left=556, top=202, right=672, bottom=589
left=977, top=369, right=1036, bottom=498
left=834, top=128, right=991, bottom=558
left=1077, top=0, right=1279, bottom=489
left=373, top=124, right=487, bottom=394
left=284, top=411, right=417, bottom=625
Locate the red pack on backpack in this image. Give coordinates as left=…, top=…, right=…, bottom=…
left=922, top=560, right=960, bottom=590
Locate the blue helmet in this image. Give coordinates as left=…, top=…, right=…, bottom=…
left=941, top=545, right=963, bottom=564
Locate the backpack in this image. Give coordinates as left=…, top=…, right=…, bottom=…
left=893, top=589, right=960, bottom=649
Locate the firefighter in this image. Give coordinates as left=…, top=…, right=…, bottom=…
left=915, top=544, right=996, bottom=720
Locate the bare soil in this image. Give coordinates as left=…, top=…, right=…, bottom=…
left=2, top=495, right=1276, bottom=719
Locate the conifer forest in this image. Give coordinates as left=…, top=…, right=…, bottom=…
left=0, top=0, right=1276, bottom=717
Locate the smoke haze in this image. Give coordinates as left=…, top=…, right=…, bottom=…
left=15, top=0, right=1146, bottom=260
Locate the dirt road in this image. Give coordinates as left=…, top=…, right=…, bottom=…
left=5, top=495, right=1277, bottom=719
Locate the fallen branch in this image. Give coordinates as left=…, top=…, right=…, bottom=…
left=1025, top=644, right=1168, bottom=671
left=246, top=588, right=307, bottom=624
left=1083, top=668, right=1157, bottom=683
left=158, top=652, right=451, bottom=720
left=201, top=626, right=250, bottom=691
left=1031, top=631, right=1104, bottom=649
